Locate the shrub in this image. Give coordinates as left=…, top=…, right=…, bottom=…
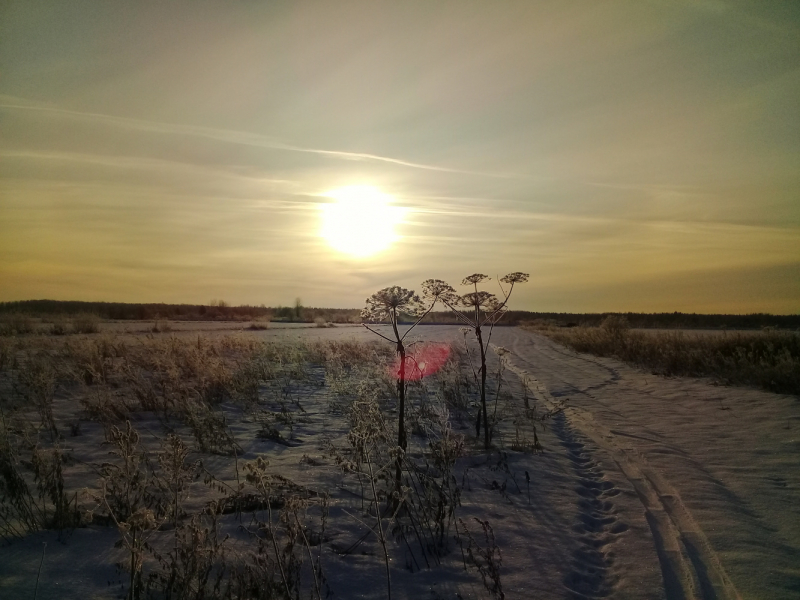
left=0, top=313, right=35, bottom=336
left=600, top=315, right=630, bottom=336
left=72, top=313, right=101, bottom=334
left=151, top=320, right=172, bottom=333
left=49, top=316, right=69, bottom=336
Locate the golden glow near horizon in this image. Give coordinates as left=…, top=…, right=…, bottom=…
left=320, top=186, right=406, bottom=258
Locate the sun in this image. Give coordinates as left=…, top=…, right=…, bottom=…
left=320, top=186, right=406, bottom=258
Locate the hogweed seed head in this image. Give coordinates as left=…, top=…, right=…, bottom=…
left=462, top=273, right=489, bottom=286
left=500, top=272, right=529, bottom=284
left=362, top=286, right=423, bottom=322
left=421, top=279, right=458, bottom=304
left=460, top=291, right=501, bottom=311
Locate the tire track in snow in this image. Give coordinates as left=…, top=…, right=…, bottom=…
left=498, top=329, right=742, bottom=600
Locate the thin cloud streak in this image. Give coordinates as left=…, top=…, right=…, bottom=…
left=0, top=101, right=524, bottom=179
left=0, top=150, right=298, bottom=187
left=406, top=198, right=791, bottom=230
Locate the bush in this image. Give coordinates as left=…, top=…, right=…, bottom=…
left=49, top=317, right=69, bottom=336
left=151, top=320, right=172, bottom=333
left=0, top=313, right=35, bottom=336
left=72, top=313, right=101, bottom=334
left=600, top=315, right=629, bottom=336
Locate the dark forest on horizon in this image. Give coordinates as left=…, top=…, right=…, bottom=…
left=1, top=299, right=798, bottom=330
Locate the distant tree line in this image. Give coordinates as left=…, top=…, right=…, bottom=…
left=0, top=299, right=357, bottom=324
left=418, top=310, right=800, bottom=329
left=500, top=311, right=800, bottom=330
left=0, top=300, right=797, bottom=329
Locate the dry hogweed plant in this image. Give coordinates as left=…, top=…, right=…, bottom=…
left=361, top=284, right=449, bottom=495
left=425, top=273, right=529, bottom=449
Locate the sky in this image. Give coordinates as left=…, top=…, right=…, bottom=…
left=1, top=0, right=798, bottom=314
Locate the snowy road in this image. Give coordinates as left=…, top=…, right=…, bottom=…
left=487, top=327, right=800, bottom=600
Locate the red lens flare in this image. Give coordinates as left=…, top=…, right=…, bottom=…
left=390, top=343, right=451, bottom=381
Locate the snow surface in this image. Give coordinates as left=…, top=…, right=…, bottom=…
left=1, top=324, right=798, bottom=599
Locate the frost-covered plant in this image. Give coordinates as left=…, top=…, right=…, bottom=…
left=424, top=273, right=529, bottom=448
left=0, top=416, right=80, bottom=542
left=0, top=417, right=36, bottom=541
left=148, top=504, right=229, bottom=600
left=331, top=394, right=397, bottom=599
left=240, top=457, right=327, bottom=600
left=407, top=403, right=464, bottom=554
left=361, top=285, right=444, bottom=493
left=156, top=434, right=197, bottom=529
left=17, top=353, right=58, bottom=441
left=600, top=314, right=630, bottom=338
left=457, top=517, right=504, bottom=600
left=99, top=421, right=159, bottom=600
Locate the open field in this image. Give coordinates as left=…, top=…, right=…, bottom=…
left=0, top=324, right=798, bottom=599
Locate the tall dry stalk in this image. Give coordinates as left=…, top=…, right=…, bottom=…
left=425, top=273, right=528, bottom=448
left=361, top=285, right=448, bottom=494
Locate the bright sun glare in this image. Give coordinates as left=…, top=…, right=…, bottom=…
left=320, top=186, right=406, bottom=258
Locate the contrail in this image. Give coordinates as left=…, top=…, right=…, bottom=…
left=0, top=102, right=523, bottom=179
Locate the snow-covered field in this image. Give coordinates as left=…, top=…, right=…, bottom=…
left=0, top=324, right=797, bottom=599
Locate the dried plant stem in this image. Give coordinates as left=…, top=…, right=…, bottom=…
left=34, top=542, right=46, bottom=600
left=129, top=530, right=137, bottom=600
left=293, top=511, right=322, bottom=600
left=490, top=355, right=506, bottom=440
left=366, top=451, right=391, bottom=600
left=267, top=494, right=292, bottom=598
left=476, top=326, right=488, bottom=446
